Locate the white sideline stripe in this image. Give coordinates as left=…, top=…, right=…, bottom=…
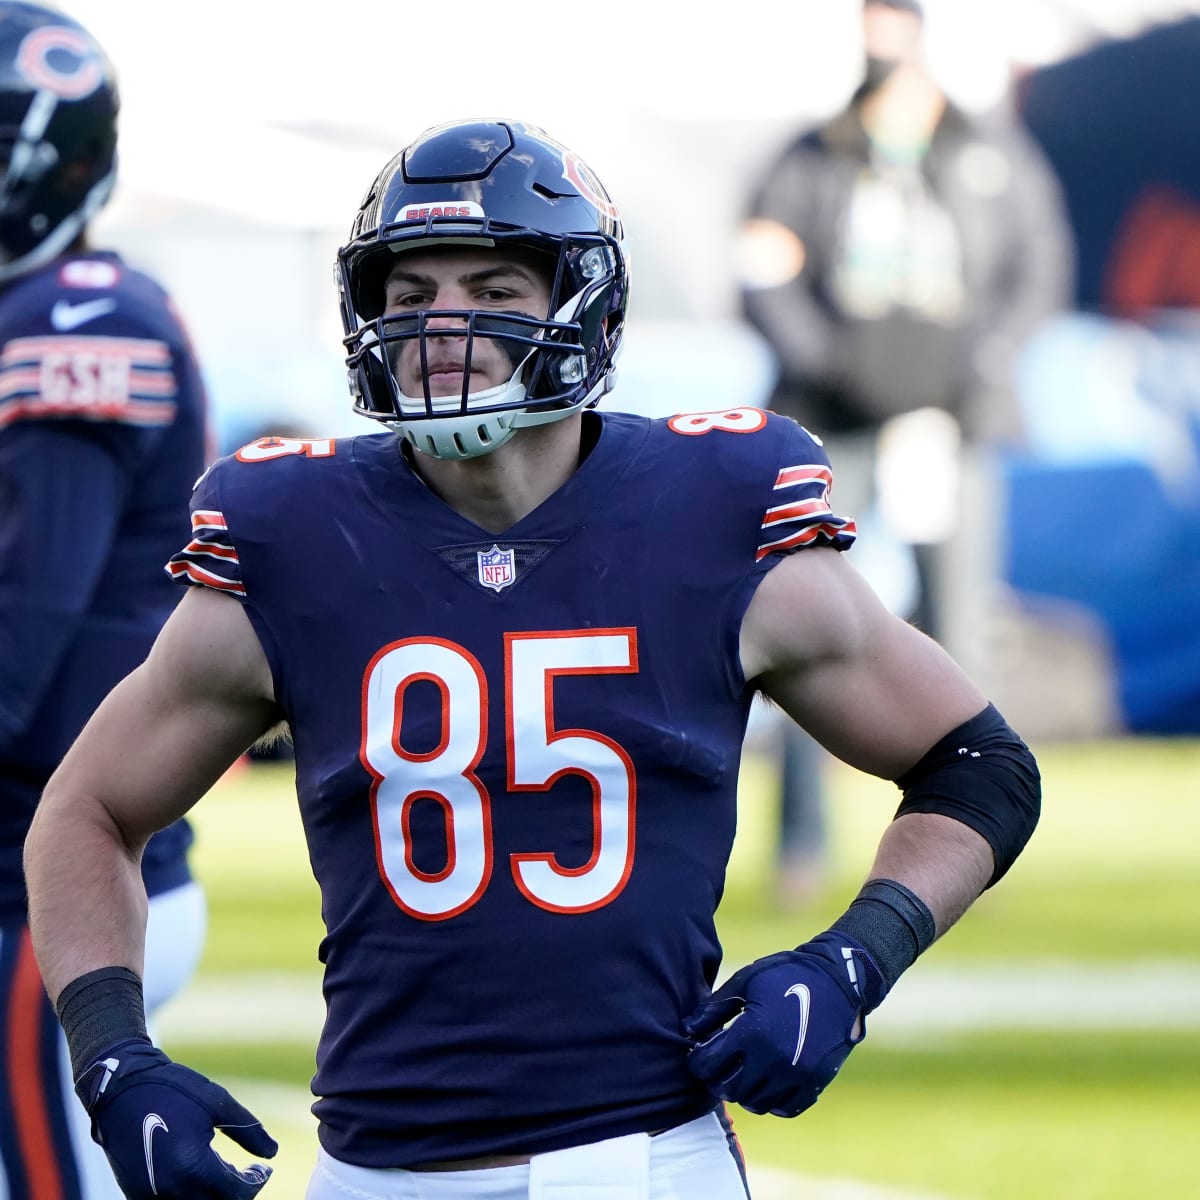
left=750, top=1167, right=954, bottom=1200
left=870, top=959, right=1200, bottom=1039
left=156, top=961, right=1200, bottom=1046
left=159, top=972, right=324, bottom=1043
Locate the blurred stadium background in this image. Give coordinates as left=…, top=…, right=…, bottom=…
left=70, top=0, right=1200, bottom=744
left=58, top=0, right=1200, bottom=1195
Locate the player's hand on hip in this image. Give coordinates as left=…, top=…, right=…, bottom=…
left=74, top=1037, right=277, bottom=1199
left=682, top=932, right=883, bottom=1117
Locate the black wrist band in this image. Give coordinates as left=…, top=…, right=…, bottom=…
left=55, top=967, right=149, bottom=1079
left=829, top=878, right=936, bottom=991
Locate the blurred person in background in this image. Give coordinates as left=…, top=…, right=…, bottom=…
left=23, top=117, right=1038, bottom=1200
left=0, top=3, right=209, bottom=1195
left=738, top=0, right=1072, bottom=908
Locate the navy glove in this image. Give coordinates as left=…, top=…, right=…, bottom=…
left=75, top=1037, right=277, bottom=1199
left=683, top=931, right=886, bottom=1117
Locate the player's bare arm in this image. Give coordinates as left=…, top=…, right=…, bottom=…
left=742, top=543, right=985, bottom=776
left=25, top=585, right=278, bottom=1000
left=691, top=539, right=1038, bottom=1120
left=740, top=543, right=996, bottom=926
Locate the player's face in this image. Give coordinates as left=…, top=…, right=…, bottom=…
left=862, top=2, right=923, bottom=64
left=383, top=247, right=554, bottom=399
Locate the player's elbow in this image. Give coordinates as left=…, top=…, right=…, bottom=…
left=893, top=703, right=1041, bottom=888
left=25, top=773, right=136, bottom=885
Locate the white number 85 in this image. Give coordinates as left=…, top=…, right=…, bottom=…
left=361, top=629, right=638, bottom=921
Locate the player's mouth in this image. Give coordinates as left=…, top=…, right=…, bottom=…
left=424, top=364, right=471, bottom=395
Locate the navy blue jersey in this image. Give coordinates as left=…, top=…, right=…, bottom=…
left=168, top=407, right=855, bottom=1166
left=0, top=252, right=209, bottom=920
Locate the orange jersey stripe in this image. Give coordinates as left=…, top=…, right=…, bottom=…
left=762, top=497, right=832, bottom=526
left=774, top=464, right=833, bottom=490
left=755, top=518, right=857, bottom=561
left=9, top=930, right=64, bottom=1200
left=0, top=334, right=172, bottom=364
left=166, top=559, right=247, bottom=595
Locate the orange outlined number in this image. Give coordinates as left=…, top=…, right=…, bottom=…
left=235, top=436, right=336, bottom=462
left=667, top=407, right=768, bottom=436
left=362, top=630, right=638, bottom=920
left=506, top=630, right=638, bottom=914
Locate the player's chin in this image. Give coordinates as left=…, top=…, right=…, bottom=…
left=421, top=372, right=493, bottom=398
left=428, top=377, right=470, bottom=397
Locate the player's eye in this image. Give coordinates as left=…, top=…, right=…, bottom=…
left=386, top=290, right=428, bottom=308
left=476, top=287, right=518, bottom=304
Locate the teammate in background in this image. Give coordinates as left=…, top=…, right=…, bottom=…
left=24, top=119, right=1039, bottom=1200
left=0, top=5, right=208, bottom=1195
left=738, top=0, right=1072, bottom=908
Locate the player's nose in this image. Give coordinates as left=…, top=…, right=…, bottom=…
left=424, top=291, right=471, bottom=325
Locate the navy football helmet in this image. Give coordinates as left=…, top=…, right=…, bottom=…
left=336, top=119, right=628, bottom=459
left=0, top=2, right=118, bottom=284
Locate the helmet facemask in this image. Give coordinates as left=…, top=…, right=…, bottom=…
left=342, top=233, right=624, bottom=460
left=335, top=120, right=628, bottom=460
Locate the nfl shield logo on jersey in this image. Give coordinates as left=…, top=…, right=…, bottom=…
left=477, top=544, right=517, bottom=592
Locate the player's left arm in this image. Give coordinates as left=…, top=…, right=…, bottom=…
left=745, top=544, right=1018, bottom=911
left=684, top=545, right=1039, bottom=1117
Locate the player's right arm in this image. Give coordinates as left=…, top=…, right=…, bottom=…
left=23, top=584, right=280, bottom=1198
left=24, top=583, right=277, bottom=1000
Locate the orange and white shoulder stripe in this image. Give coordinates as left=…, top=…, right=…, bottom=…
left=165, top=509, right=246, bottom=596
left=756, top=462, right=856, bottom=561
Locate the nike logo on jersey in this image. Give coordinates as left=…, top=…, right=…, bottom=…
left=143, top=1113, right=168, bottom=1194
left=785, top=982, right=811, bottom=1065
left=50, top=297, right=118, bottom=330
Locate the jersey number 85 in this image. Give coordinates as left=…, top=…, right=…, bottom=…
left=362, top=629, right=638, bottom=921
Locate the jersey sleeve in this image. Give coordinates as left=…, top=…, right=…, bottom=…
left=755, top=417, right=857, bottom=561
left=164, top=462, right=247, bottom=597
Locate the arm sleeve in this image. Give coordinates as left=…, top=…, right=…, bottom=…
left=164, top=463, right=247, bottom=598
left=164, top=459, right=282, bottom=709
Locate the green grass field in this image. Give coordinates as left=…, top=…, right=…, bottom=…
left=162, top=736, right=1200, bottom=1199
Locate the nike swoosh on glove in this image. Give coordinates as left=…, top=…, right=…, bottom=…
left=75, top=1037, right=277, bottom=1199
left=682, top=931, right=885, bottom=1118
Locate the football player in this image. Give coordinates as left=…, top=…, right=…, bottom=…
left=0, top=4, right=208, bottom=1196
left=24, top=119, right=1039, bottom=1200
